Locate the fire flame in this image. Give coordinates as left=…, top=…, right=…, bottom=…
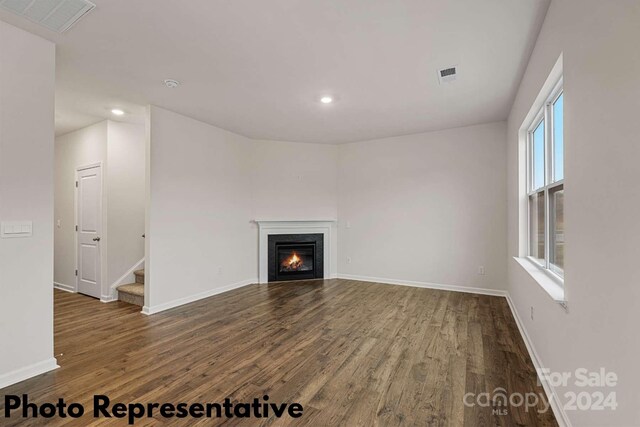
left=288, top=253, right=300, bottom=265
left=282, top=252, right=303, bottom=271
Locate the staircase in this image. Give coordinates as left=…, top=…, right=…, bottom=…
left=116, top=269, right=144, bottom=306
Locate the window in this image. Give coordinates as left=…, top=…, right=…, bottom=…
left=527, top=82, right=564, bottom=279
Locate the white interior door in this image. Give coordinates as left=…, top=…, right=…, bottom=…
left=77, top=165, right=102, bottom=298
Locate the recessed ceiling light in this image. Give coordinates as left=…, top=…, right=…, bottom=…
left=164, top=79, right=180, bottom=88
left=111, top=109, right=125, bottom=116
left=320, top=96, right=333, bottom=104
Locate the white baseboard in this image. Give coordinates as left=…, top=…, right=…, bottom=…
left=0, top=358, right=59, bottom=390
left=129, top=271, right=565, bottom=426
left=337, top=273, right=507, bottom=297
left=141, top=278, right=258, bottom=315
left=100, top=295, right=117, bottom=303
left=339, top=274, right=568, bottom=425
left=53, top=282, right=75, bottom=293
left=505, top=294, right=571, bottom=427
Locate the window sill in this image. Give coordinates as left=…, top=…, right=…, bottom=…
left=512, top=257, right=566, bottom=306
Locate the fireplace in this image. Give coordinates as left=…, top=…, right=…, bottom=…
left=268, top=233, right=324, bottom=282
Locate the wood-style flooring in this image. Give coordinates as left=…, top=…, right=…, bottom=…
left=0, top=279, right=557, bottom=426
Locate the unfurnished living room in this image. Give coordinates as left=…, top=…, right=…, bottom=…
left=0, top=0, right=638, bottom=426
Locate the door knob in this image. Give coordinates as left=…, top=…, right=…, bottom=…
left=93, top=237, right=101, bottom=242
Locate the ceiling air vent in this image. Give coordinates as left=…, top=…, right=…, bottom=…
left=0, top=0, right=95, bottom=33
left=438, top=66, right=458, bottom=84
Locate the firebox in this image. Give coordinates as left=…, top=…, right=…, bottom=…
left=268, top=233, right=324, bottom=282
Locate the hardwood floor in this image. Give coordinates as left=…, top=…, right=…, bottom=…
left=1, top=279, right=557, bottom=426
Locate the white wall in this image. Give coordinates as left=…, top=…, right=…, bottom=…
left=146, top=107, right=341, bottom=312
left=54, top=121, right=108, bottom=290
left=54, top=120, right=145, bottom=297
left=337, top=122, right=508, bottom=292
left=506, top=1, right=640, bottom=425
left=251, top=140, right=339, bottom=280
left=0, top=21, right=57, bottom=387
left=147, top=107, right=507, bottom=311
left=106, top=121, right=146, bottom=287
left=146, top=106, right=257, bottom=310
left=251, top=140, right=338, bottom=220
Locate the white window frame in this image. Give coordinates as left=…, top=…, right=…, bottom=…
left=526, top=77, right=564, bottom=283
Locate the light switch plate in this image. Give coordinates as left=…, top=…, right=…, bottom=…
left=1, top=221, right=33, bottom=238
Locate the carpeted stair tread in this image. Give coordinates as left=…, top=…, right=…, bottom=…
left=117, top=283, right=144, bottom=296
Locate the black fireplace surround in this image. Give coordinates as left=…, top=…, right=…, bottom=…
left=268, top=233, right=324, bottom=282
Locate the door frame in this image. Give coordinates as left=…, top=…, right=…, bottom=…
left=74, top=162, right=104, bottom=295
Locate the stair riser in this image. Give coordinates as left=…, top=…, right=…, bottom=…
left=118, top=291, right=144, bottom=307
left=135, top=274, right=144, bottom=284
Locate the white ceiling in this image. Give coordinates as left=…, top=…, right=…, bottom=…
left=1, top=0, right=550, bottom=143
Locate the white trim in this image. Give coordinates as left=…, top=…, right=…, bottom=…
left=141, top=278, right=258, bottom=315
left=522, top=56, right=565, bottom=289
left=110, top=258, right=145, bottom=290
left=256, top=220, right=337, bottom=284
left=76, top=161, right=103, bottom=172
left=513, top=257, right=566, bottom=305
left=338, top=274, right=567, bottom=425
left=53, top=282, right=75, bottom=293
left=103, top=257, right=145, bottom=301
left=0, top=358, right=59, bottom=390
left=336, top=274, right=567, bottom=425
left=100, top=294, right=118, bottom=303
left=254, top=219, right=338, bottom=223
left=505, top=294, right=572, bottom=427
left=127, top=270, right=567, bottom=426
left=75, top=162, right=104, bottom=296
left=337, top=274, right=507, bottom=297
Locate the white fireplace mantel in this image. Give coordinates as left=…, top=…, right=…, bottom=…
left=255, top=219, right=337, bottom=284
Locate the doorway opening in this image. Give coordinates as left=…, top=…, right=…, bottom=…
left=54, top=119, right=147, bottom=308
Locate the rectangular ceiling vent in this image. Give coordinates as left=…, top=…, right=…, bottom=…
left=438, top=66, right=458, bottom=84
left=0, top=0, right=95, bottom=33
